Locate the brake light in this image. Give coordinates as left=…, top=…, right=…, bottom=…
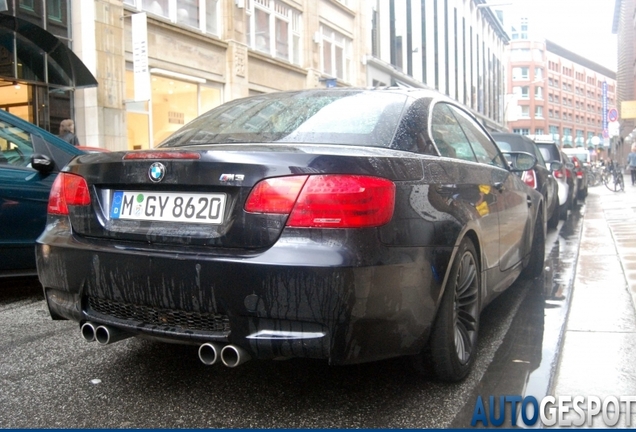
left=553, top=169, right=564, bottom=179
left=123, top=152, right=200, bottom=160
left=244, top=176, right=308, bottom=214
left=521, top=169, right=537, bottom=189
left=245, top=175, right=396, bottom=228
left=576, top=171, right=583, bottom=179
left=47, top=173, right=91, bottom=215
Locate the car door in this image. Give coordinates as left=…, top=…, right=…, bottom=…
left=0, top=119, right=55, bottom=272
left=447, top=105, right=531, bottom=274
left=429, top=103, right=502, bottom=273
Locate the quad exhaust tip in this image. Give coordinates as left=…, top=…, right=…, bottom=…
left=198, top=343, right=251, bottom=367
left=81, top=322, right=96, bottom=342
left=80, top=322, right=132, bottom=345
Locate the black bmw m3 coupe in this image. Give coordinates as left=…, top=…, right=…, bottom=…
left=36, top=88, right=544, bottom=382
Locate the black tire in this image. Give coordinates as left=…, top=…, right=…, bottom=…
left=521, top=209, right=545, bottom=280
left=427, top=238, right=480, bottom=382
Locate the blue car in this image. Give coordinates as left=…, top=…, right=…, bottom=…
left=0, top=110, right=84, bottom=277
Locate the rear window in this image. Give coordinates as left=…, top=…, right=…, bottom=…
left=563, top=150, right=590, bottom=162
left=536, top=144, right=559, bottom=162
left=159, top=91, right=409, bottom=148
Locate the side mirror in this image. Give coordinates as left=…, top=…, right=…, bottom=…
left=501, top=151, right=537, bottom=173
left=31, top=153, right=55, bottom=173
left=548, top=160, right=563, bottom=171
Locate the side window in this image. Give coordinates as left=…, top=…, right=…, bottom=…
left=533, top=146, right=547, bottom=168
left=448, top=106, right=507, bottom=169
left=0, top=120, right=34, bottom=167
left=430, top=103, right=476, bottom=162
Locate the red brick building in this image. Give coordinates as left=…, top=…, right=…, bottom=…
left=506, top=39, right=616, bottom=151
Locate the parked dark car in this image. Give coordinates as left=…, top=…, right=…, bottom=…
left=36, top=88, right=544, bottom=382
left=492, top=133, right=561, bottom=229
left=0, top=109, right=85, bottom=277
left=534, top=139, right=577, bottom=219
left=565, top=155, right=588, bottom=200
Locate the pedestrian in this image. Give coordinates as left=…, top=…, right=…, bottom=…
left=628, top=145, right=636, bottom=185
left=58, top=119, right=80, bottom=146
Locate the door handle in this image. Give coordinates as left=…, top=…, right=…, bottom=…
left=494, top=182, right=505, bottom=192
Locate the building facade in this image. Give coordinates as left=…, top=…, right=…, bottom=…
left=0, top=0, right=97, bottom=134
left=61, top=0, right=510, bottom=150
left=506, top=39, right=617, bottom=151
left=74, top=0, right=513, bottom=150
left=366, top=0, right=508, bottom=131
left=612, top=0, right=636, bottom=164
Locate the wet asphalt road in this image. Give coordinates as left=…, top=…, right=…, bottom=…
left=0, top=207, right=584, bottom=428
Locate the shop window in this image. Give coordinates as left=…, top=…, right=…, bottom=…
left=125, top=69, right=222, bottom=150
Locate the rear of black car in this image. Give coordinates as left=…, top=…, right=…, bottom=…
left=36, top=90, right=452, bottom=366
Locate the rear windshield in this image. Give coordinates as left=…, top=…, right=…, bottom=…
left=563, top=151, right=590, bottom=162
left=536, top=144, right=559, bottom=162
left=159, top=91, right=409, bottom=148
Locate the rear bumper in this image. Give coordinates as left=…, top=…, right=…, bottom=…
left=36, top=219, right=451, bottom=365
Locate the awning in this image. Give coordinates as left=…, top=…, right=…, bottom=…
left=0, top=14, right=97, bottom=89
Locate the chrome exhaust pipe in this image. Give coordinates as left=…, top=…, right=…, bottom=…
left=80, top=322, right=96, bottom=342
left=94, top=325, right=132, bottom=345
left=198, top=342, right=223, bottom=365
left=221, top=344, right=251, bottom=368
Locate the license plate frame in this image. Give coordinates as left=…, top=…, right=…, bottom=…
left=110, top=190, right=227, bottom=224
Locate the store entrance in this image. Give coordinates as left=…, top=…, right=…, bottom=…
left=0, top=79, right=72, bottom=134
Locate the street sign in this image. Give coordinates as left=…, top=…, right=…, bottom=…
left=608, top=108, right=618, bottom=122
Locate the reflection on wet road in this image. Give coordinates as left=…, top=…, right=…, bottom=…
left=0, top=206, right=585, bottom=428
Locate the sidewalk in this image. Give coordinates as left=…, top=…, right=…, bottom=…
left=552, top=179, right=636, bottom=424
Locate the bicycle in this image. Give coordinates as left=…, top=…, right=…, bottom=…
left=604, top=165, right=625, bottom=192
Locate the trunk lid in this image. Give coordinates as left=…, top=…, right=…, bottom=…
left=65, top=145, right=423, bottom=250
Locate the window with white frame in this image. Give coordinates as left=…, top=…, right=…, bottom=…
left=520, top=105, right=530, bottom=117
left=513, top=128, right=530, bottom=135
left=512, top=67, right=529, bottom=80
left=246, top=0, right=302, bottom=65
left=126, top=0, right=220, bottom=36
left=535, top=106, right=543, bottom=118
left=534, top=86, right=543, bottom=99
left=320, top=24, right=352, bottom=82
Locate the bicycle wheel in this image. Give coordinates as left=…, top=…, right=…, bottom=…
left=605, top=173, right=617, bottom=191
left=618, top=173, right=625, bottom=191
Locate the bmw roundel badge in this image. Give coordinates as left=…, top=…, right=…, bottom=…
left=148, top=162, right=166, bottom=183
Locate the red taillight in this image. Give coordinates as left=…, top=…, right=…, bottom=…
left=244, top=176, right=308, bottom=214
left=521, top=169, right=537, bottom=189
left=576, top=171, right=583, bottom=179
left=47, top=173, right=91, bottom=215
left=553, top=169, right=564, bottom=179
left=245, top=175, right=396, bottom=228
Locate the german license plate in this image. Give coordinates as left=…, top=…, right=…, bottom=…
left=110, top=191, right=226, bottom=224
